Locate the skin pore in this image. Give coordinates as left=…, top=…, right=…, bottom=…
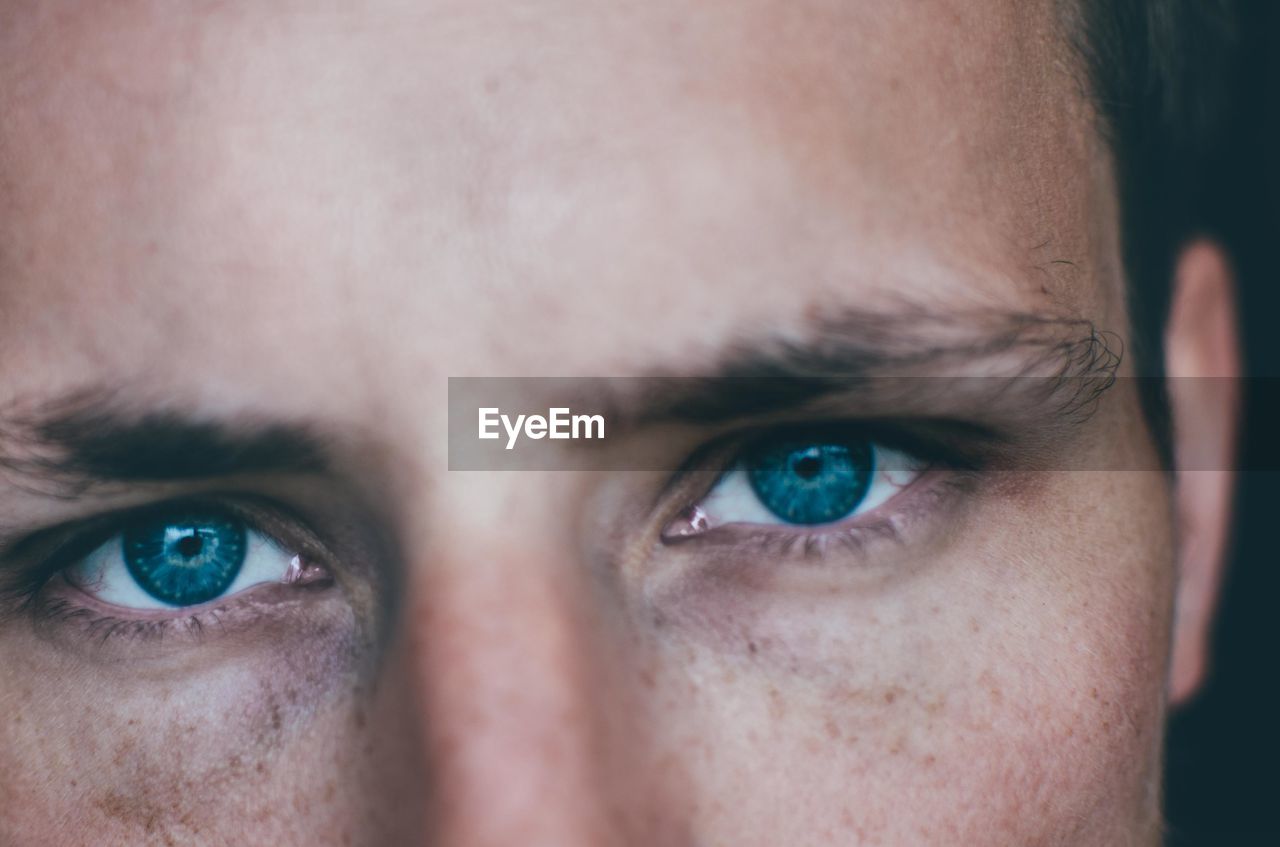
left=0, top=1, right=1237, bottom=845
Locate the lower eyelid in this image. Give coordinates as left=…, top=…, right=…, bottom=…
left=640, top=471, right=981, bottom=611
left=662, top=467, right=964, bottom=550
left=29, top=576, right=337, bottom=654
left=62, top=557, right=332, bottom=618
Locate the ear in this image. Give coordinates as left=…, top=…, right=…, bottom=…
left=1164, top=240, right=1242, bottom=705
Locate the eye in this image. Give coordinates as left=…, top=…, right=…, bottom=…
left=666, top=433, right=926, bottom=535
left=64, top=507, right=316, bottom=610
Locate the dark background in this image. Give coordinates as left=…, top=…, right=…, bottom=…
left=1162, top=0, right=1280, bottom=842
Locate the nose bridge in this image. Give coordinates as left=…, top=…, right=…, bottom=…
left=405, top=529, right=622, bottom=847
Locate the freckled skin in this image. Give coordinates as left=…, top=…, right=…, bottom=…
left=0, top=0, right=1188, bottom=845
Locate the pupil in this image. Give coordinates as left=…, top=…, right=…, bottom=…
left=176, top=535, right=204, bottom=558
left=792, top=454, right=822, bottom=479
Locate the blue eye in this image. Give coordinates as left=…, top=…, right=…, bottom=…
left=122, top=511, right=247, bottom=606
left=745, top=440, right=874, bottom=525
left=66, top=507, right=309, bottom=611
left=666, top=434, right=926, bottom=538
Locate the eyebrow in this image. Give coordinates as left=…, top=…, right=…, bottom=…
left=621, top=306, right=1122, bottom=428
left=0, top=392, right=330, bottom=495
left=3, top=307, right=1123, bottom=487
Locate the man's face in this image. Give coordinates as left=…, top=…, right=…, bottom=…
left=0, top=1, right=1179, bottom=844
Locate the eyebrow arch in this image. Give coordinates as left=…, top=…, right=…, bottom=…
left=0, top=391, right=330, bottom=495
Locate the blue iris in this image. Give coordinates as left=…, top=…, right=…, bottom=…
left=746, top=439, right=874, bottom=525
left=122, top=511, right=247, bottom=606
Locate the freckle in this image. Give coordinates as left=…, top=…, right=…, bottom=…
left=825, top=719, right=841, bottom=740
left=255, top=762, right=266, bottom=775
left=112, top=738, right=136, bottom=766
left=969, top=618, right=981, bottom=633
left=1090, top=687, right=1099, bottom=699
left=747, top=640, right=758, bottom=655
left=637, top=666, right=657, bottom=689
left=884, top=691, right=896, bottom=704
left=767, top=686, right=786, bottom=720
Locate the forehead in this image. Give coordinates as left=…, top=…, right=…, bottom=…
left=0, top=0, right=1116, bottom=416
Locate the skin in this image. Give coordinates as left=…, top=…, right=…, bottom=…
left=0, top=1, right=1239, bottom=845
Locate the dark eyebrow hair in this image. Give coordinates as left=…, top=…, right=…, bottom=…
left=0, top=391, right=329, bottom=494
left=447, top=306, right=1127, bottom=471
left=623, top=307, right=1123, bottom=427
left=8, top=309, right=1125, bottom=483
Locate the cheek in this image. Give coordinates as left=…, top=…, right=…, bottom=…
left=636, top=473, right=1175, bottom=845
left=0, top=601, right=418, bottom=845
left=904, top=559, right=1172, bottom=845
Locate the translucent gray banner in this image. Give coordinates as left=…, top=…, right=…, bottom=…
left=447, top=376, right=1254, bottom=471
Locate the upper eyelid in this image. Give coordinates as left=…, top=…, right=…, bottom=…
left=703, top=416, right=994, bottom=470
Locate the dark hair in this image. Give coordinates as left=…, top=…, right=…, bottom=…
left=1069, top=0, right=1238, bottom=455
